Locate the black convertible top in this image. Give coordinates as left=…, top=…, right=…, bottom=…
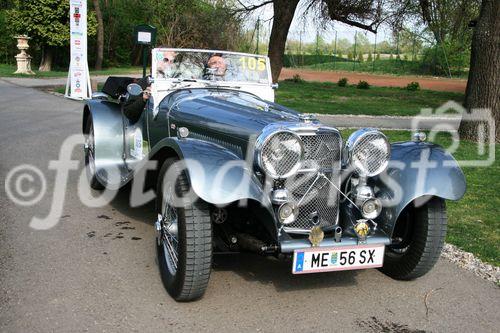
left=102, top=76, right=136, bottom=99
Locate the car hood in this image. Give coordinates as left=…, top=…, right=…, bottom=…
left=169, top=88, right=302, bottom=152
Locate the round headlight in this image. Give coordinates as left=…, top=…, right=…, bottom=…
left=258, top=131, right=304, bottom=178
left=361, top=198, right=382, bottom=219
left=278, top=202, right=298, bottom=225
left=346, top=129, right=390, bottom=177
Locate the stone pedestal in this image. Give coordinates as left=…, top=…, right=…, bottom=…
left=14, top=35, right=35, bottom=75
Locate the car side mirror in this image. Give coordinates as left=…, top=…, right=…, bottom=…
left=271, top=83, right=279, bottom=90
left=127, top=83, right=143, bottom=97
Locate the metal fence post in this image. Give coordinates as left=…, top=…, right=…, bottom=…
left=333, top=30, right=337, bottom=70
left=353, top=31, right=357, bottom=71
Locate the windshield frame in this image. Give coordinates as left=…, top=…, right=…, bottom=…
left=151, top=48, right=272, bottom=86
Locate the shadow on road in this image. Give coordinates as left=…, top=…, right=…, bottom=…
left=107, top=182, right=156, bottom=224
left=212, top=252, right=359, bottom=292
left=105, top=183, right=360, bottom=293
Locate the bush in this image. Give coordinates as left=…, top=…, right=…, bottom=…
left=406, top=81, right=420, bottom=91
left=357, top=80, right=370, bottom=89
left=284, top=74, right=305, bottom=83
left=338, top=77, right=348, bottom=87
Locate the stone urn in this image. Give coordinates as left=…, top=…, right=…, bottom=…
left=13, top=35, right=35, bottom=75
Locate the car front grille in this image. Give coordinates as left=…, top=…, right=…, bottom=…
left=283, top=131, right=342, bottom=232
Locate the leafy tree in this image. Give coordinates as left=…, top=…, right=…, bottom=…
left=336, top=37, right=351, bottom=53
left=376, top=40, right=396, bottom=54
left=152, top=0, right=244, bottom=50
left=367, top=52, right=372, bottom=62
left=376, top=52, right=380, bottom=60
left=0, top=3, right=16, bottom=65
left=8, top=0, right=96, bottom=71
left=92, top=0, right=103, bottom=70
left=97, top=0, right=148, bottom=67
left=459, top=0, right=500, bottom=142
left=354, top=33, right=370, bottom=54
left=358, top=52, right=364, bottom=62
left=237, top=0, right=404, bottom=82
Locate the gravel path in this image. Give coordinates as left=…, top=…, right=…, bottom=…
left=280, top=68, right=467, bottom=93
left=442, top=243, right=500, bottom=285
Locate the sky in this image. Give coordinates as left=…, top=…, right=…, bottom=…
left=242, top=1, right=392, bottom=45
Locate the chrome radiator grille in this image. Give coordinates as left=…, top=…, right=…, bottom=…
left=284, top=131, right=342, bottom=232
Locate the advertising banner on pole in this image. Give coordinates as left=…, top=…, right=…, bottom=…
left=65, top=0, right=91, bottom=100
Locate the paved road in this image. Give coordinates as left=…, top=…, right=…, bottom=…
left=0, top=80, right=498, bottom=332
left=0, top=74, right=141, bottom=88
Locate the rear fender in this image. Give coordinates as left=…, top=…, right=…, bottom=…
left=83, top=100, right=125, bottom=188
left=373, top=142, right=466, bottom=236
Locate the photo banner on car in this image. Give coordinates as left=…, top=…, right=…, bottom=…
left=65, top=0, right=92, bottom=100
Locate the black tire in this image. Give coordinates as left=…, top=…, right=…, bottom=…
left=84, top=117, right=104, bottom=190
left=156, top=158, right=212, bottom=301
left=380, top=197, right=447, bottom=280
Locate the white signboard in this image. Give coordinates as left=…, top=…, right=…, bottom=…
left=137, top=31, right=152, bottom=43
left=65, top=0, right=91, bottom=100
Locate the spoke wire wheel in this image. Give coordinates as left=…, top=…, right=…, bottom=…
left=160, top=182, right=179, bottom=275
left=156, top=157, right=212, bottom=302
left=84, top=118, right=104, bottom=190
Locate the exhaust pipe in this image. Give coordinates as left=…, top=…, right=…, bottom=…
left=236, top=233, right=279, bottom=254
left=334, top=226, right=342, bottom=242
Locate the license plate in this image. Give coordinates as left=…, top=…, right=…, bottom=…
left=292, top=244, right=385, bottom=274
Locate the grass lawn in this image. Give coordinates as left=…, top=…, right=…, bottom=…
left=54, top=84, right=103, bottom=94
left=276, top=80, right=464, bottom=117
left=341, top=129, right=499, bottom=267
left=0, top=63, right=142, bottom=78
left=302, top=58, right=468, bottom=79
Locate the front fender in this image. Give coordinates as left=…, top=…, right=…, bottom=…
left=152, top=137, right=271, bottom=205
left=374, top=142, right=466, bottom=235
left=151, top=137, right=277, bottom=234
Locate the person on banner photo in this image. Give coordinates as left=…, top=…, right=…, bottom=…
left=156, top=50, right=177, bottom=78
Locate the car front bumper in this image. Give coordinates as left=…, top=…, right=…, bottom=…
left=279, top=233, right=391, bottom=253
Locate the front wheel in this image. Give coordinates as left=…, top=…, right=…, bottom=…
left=380, top=197, right=447, bottom=280
left=155, top=158, right=212, bottom=301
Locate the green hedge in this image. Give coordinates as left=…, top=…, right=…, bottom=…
left=283, top=54, right=350, bottom=67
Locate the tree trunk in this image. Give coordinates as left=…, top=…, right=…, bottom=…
left=38, top=46, right=53, bottom=72
left=267, top=0, right=300, bottom=82
left=459, top=0, right=500, bottom=142
left=93, top=0, right=104, bottom=70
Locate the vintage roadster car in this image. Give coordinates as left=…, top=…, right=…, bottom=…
left=83, top=48, right=466, bottom=301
